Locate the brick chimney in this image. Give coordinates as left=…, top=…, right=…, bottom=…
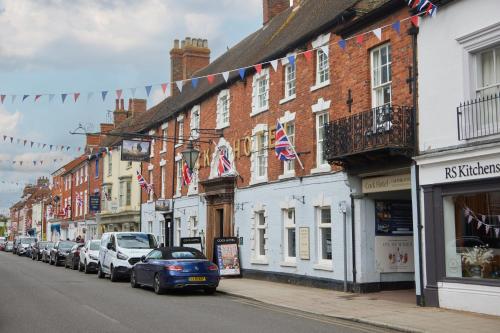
left=128, top=98, right=147, bottom=117
left=113, top=98, right=127, bottom=126
left=263, top=0, right=290, bottom=25
left=170, top=37, right=210, bottom=97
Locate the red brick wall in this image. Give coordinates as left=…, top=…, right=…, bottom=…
left=263, top=0, right=289, bottom=25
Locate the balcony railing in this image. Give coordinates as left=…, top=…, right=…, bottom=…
left=457, top=94, right=500, bottom=140
left=324, top=105, right=414, bottom=165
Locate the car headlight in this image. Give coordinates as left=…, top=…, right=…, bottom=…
left=116, top=252, right=128, bottom=260
left=89, top=254, right=98, bottom=260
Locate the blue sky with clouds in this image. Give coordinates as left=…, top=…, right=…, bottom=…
left=0, top=0, right=262, bottom=214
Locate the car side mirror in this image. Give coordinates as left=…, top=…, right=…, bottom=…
left=140, top=255, right=147, bottom=262
left=106, top=243, right=113, bottom=250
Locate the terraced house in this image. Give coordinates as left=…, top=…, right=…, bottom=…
left=102, top=0, right=420, bottom=296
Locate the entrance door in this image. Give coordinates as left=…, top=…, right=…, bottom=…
left=206, top=204, right=233, bottom=261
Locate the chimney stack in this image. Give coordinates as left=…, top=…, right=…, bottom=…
left=128, top=98, right=147, bottom=117
left=263, top=0, right=290, bottom=25
left=113, top=98, right=127, bottom=127
left=170, top=37, right=210, bottom=97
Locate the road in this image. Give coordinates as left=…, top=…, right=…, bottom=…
left=0, top=252, right=396, bottom=333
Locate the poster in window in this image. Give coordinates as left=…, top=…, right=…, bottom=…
left=375, top=236, right=414, bottom=273
left=375, top=200, right=413, bottom=236
left=299, top=227, right=310, bottom=260
left=213, top=237, right=241, bottom=277
left=121, top=139, right=151, bottom=162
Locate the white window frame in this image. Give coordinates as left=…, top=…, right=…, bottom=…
left=160, top=165, right=166, bottom=199
left=371, top=43, right=392, bottom=108
left=253, top=210, right=267, bottom=260
left=283, top=208, right=296, bottom=262
left=175, top=217, right=182, bottom=246
left=107, top=154, right=112, bottom=177
left=161, top=123, right=168, bottom=153
left=475, top=46, right=500, bottom=97
left=284, top=122, right=296, bottom=174
left=175, top=157, right=182, bottom=197
left=84, top=190, right=87, bottom=215
left=176, top=115, right=184, bottom=147
left=188, top=216, right=198, bottom=237
left=190, top=105, right=200, bottom=140
left=311, top=33, right=331, bottom=91
left=250, top=124, right=268, bottom=184
left=84, top=164, right=88, bottom=182
left=317, top=206, right=332, bottom=267
left=148, top=169, right=154, bottom=202
left=216, top=89, right=230, bottom=129
left=316, top=112, right=329, bottom=168
left=149, top=130, right=155, bottom=158
left=148, top=221, right=153, bottom=234
left=280, top=55, right=297, bottom=104
left=251, top=68, right=270, bottom=116
left=159, top=220, right=165, bottom=244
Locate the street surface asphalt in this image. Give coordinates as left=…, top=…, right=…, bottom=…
left=0, top=252, right=397, bottom=333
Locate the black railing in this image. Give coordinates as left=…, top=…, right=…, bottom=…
left=324, top=105, right=414, bottom=162
left=457, top=94, right=500, bottom=140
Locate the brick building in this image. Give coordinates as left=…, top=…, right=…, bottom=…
left=98, top=0, right=419, bottom=293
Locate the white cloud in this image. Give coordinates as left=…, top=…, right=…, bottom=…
left=0, top=106, right=21, bottom=136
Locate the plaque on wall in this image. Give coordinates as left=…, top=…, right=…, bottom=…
left=299, top=227, right=310, bottom=260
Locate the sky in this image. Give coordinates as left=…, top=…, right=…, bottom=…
left=0, top=0, right=262, bottom=215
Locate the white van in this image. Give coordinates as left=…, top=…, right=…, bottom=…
left=97, top=232, right=157, bottom=282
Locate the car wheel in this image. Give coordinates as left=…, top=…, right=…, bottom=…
left=84, top=261, right=91, bottom=274
left=97, top=264, right=105, bottom=279
left=73, top=259, right=78, bottom=270
left=204, top=287, right=217, bottom=295
left=54, top=258, right=59, bottom=267
left=130, top=270, right=139, bottom=288
left=110, top=265, right=119, bottom=282
left=153, top=274, right=165, bottom=295
left=79, top=261, right=84, bottom=272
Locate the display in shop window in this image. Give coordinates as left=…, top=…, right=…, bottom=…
left=375, top=200, right=413, bottom=236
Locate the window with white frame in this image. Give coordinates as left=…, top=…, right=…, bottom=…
left=107, top=155, right=112, bottom=176
left=160, top=165, right=166, bottom=199
left=216, top=89, right=230, bottom=128
left=190, top=105, right=200, bottom=140
left=175, top=218, right=181, bottom=246
left=148, top=221, right=153, bottom=233
left=283, top=208, right=296, bottom=261
left=252, top=127, right=268, bottom=183
left=476, top=46, right=500, bottom=97
left=317, top=207, right=332, bottom=264
left=150, top=139, right=155, bottom=158
left=84, top=164, right=88, bottom=182
left=189, top=216, right=198, bottom=237
left=284, top=62, right=296, bottom=98
left=84, top=190, right=87, bottom=215
left=119, top=180, right=131, bottom=207
left=254, top=211, right=267, bottom=258
left=176, top=160, right=182, bottom=196
left=161, top=125, right=168, bottom=152
left=371, top=43, right=392, bottom=108
left=159, top=220, right=165, bottom=244
left=284, top=122, right=295, bottom=173
left=316, top=49, right=329, bottom=85
left=148, top=170, right=154, bottom=202
left=316, top=112, right=329, bottom=167
left=177, top=118, right=184, bottom=145
left=252, top=68, right=270, bottom=115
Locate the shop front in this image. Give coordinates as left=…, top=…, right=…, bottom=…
left=418, top=149, right=500, bottom=316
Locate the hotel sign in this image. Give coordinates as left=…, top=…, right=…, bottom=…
left=362, top=174, right=411, bottom=194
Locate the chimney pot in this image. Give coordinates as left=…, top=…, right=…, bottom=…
left=181, top=40, right=186, bottom=48
left=203, top=39, right=208, bottom=48
left=186, top=37, right=191, bottom=46
left=174, top=39, right=179, bottom=49
left=120, top=98, right=124, bottom=110
left=115, top=99, right=119, bottom=111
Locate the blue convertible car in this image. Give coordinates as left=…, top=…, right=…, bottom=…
left=130, top=247, right=220, bottom=295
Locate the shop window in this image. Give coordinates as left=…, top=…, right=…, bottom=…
left=283, top=208, right=296, bottom=261
left=444, top=191, right=500, bottom=280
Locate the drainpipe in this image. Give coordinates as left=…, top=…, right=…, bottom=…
left=350, top=193, right=357, bottom=289
left=168, top=118, right=179, bottom=247
left=408, top=24, right=424, bottom=306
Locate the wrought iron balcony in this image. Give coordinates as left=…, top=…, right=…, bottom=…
left=324, top=105, right=415, bottom=169
left=457, top=94, right=500, bottom=140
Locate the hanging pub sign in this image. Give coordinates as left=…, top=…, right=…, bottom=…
left=213, top=237, right=241, bottom=277
left=121, top=139, right=151, bottom=162
left=89, top=194, right=100, bottom=212
left=180, top=237, right=203, bottom=252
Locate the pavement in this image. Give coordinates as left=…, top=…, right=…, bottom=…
left=0, top=251, right=397, bottom=333
left=217, top=277, right=500, bottom=333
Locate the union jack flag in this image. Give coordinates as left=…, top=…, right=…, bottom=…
left=217, top=147, right=232, bottom=176
left=136, top=171, right=152, bottom=193
left=275, top=121, right=297, bottom=161
left=182, top=160, right=192, bottom=186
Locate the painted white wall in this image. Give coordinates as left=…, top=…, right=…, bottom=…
left=418, top=0, right=500, bottom=152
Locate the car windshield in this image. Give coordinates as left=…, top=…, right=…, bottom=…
left=168, top=249, right=206, bottom=260
left=59, top=242, right=75, bottom=249
left=21, top=238, right=36, bottom=244
left=89, top=241, right=100, bottom=251
left=116, top=234, right=157, bottom=249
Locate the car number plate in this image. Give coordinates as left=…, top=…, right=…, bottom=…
left=188, top=276, right=206, bottom=282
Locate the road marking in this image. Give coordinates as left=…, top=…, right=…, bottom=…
left=232, top=298, right=396, bottom=333
left=82, top=304, right=121, bottom=324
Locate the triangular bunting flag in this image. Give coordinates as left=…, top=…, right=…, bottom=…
left=23, top=140, right=27, bottom=146
left=30, top=141, right=34, bottom=147
left=430, top=5, right=437, bottom=17
left=22, top=95, right=29, bottom=102
left=207, top=74, right=215, bottom=84
left=238, top=68, right=246, bottom=80
left=320, top=45, right=329, bottom=57
left=303, top=50, right=313, bottom=62
left=19, top=161, right=23, bottom=166
left=270, top=59, right=279, bottom=71
left=477, top=221, right=483, bottom=229
left=145, top=85, right=152, bottom=97
left=191, top=77, right=199, bottom=89
left=418, top=0, right=430, bottom=11
left=0, top=95, right=5, bottom=104
left=356, top=34, right=364, bottom=45
left=33, top=161, right=36, bottom=166
left=130, top=87, right=136, bottom=97
left=42, top=144, right=46, bottom=149
left=61, top=93, right=68, bottom=103
left=161, top=83, right=168, bottom=95
left=411, top=15, right=419, bottom=27
left=288, top=54, right=296, bottom=66
left=481, top=215, right=486, bottom=222
left=116, top=89, right=123, bottom=99
left=373, top=28, right=382, bottom=41
left=485, top=225, right=491, bottom=234
left=49, top=145, right=53, bottom=150
left=176, top=81, right=183, bottom=93
left=34, top=95, right=42, bottom=102
left=392, top=21, right=401, bottom=34
left=2, top=135, right=6, bottom=141
left=87, top=92, right=94, bottom=102
left=468, top=215, right=473, bottom=224
left=101, top=91, right=108, bottom=101
left=222, top=71, right=230, bottom=82
left=254, top=63, right=262, bottom=74
left=9, top=137, right=13, bottom=143
left=74, top=92, right=80, bottom=102
left=338, top=39, right=346, bottom=50
left=49, top=94, right=55, bottom=103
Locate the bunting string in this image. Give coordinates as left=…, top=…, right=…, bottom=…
left=0, top=11, right=437, bottom=105
left=463, top=206, right=500, bottom=239
left=0, top=158, right=67, bottom=167
left=0, top=133, right=83, bottom=152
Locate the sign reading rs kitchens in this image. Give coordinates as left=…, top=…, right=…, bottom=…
left=445, top=161, right=500, bottom=180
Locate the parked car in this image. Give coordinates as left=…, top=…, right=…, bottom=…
left=130, top=247, right=220, bottom=295
left=41, top=242, right=54, bottom=263
left=0, top=237, right=6, bottom=251
left=17, top=237, right=37, bottom=256
left=98, top=232, right=157, bottom=282
left=79, top=239, right=100, bottom=274
left=50, top=241, right=76, bottom=266
left=65, top=243, right=85, bottom=270
left=31, top=241, right=49, bottom=261
left=5, top=241, right=14, bottom=252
